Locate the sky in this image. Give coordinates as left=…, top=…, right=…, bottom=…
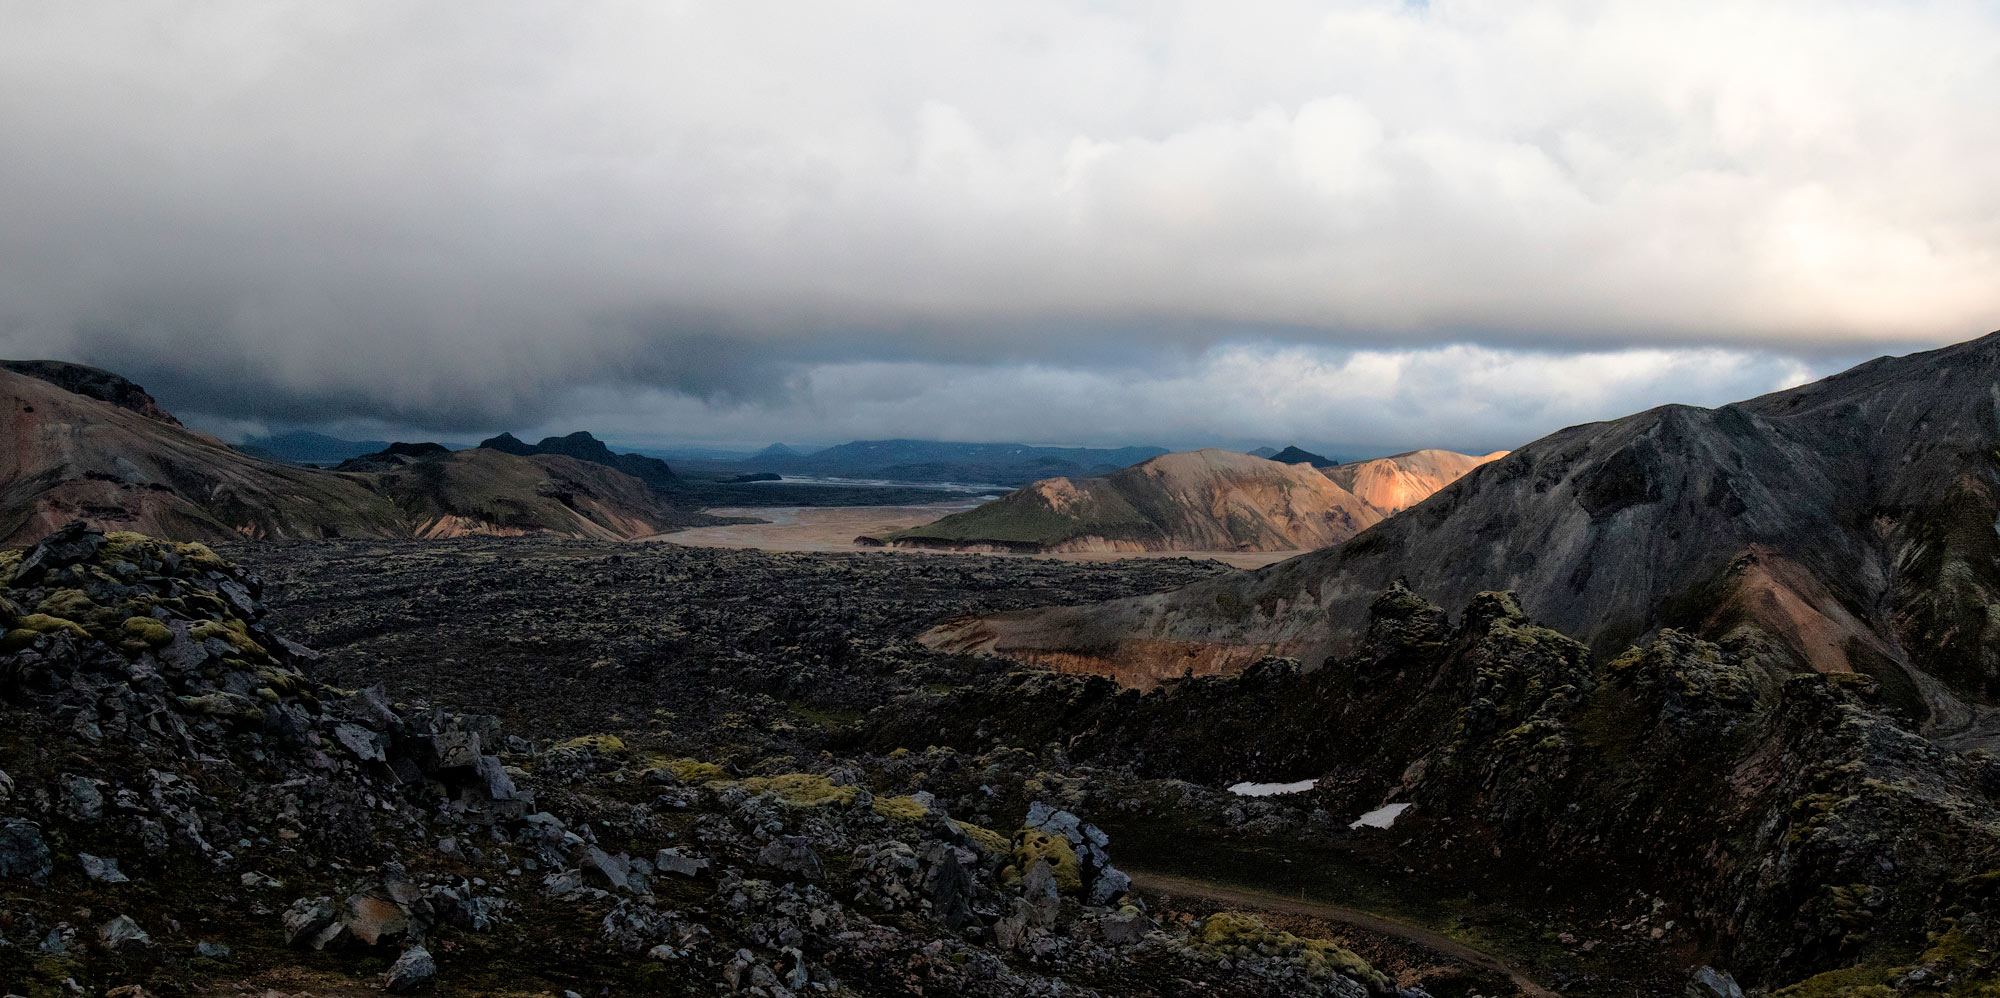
left=2, top=1, right=1996, bottom=456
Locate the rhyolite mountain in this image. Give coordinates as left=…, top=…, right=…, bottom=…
left=1266, top=445, right=1336, bottom=468
left=477, top=430, right=678, bottom=489
left=873, top=447, right=1503, bottom=555
left=2, top=359, right=184, bottom=427
left=0, top=364, right=718, bottom=544
left=342, top=441, right=719, bottom=539
left=869, top=449, right=1386, bottom=554
left=2, top=364, right=409, bottom=544
left=925, top=330, right=2000, bottom=741
left=1323, top=448, right=1509, bottom=515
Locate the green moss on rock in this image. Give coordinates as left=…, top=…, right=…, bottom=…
left=1192, top=912, right=1389, bottom=989
left=557, top=733, right=628, bottom=755
left=1005, top=828, right=1082, bottom=893
left=872, top=794, right=929, bottom=822
left=737, top=772, right=857, bottom=806
left=122, top=615, right=174, bottom=646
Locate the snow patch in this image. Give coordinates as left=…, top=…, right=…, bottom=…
left=1349, top=802, right=1412, bottom=829
left=1226, top=779, right=1318, bottom=797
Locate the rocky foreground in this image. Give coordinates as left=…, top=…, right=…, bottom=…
left=13, top=525, right=1989, bottom=996
left=0, top=527, right=1428, bottom=997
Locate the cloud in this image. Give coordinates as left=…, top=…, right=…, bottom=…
left=0, top=1, right=1994, bottom=441
left=535, top=342, right=1837, bottom=455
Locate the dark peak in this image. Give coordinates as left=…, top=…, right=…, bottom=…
left=380, top=442, right=450, bottom=459
left=754, top=443, right=800, bottom=458
left=477, top=432, right=535, bottom=455
left=2, top=358, right=183, bottom=427
left=533, top=432, right=617, bottom=459
left=1268, top=445, right=1334, bottom=468
left=472, top=430, right=675, bottom=486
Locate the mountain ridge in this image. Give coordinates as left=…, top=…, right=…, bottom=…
left=922, top=330, right=2000, bottom=744
left=477, top=431, right=679, bottom=489
left=0, top=367, right=717, bottom=543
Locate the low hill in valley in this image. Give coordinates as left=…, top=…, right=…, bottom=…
left=869, top=449, right=1384, bottom=553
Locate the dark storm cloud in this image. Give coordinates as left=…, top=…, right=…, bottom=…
left=1, top=2, right=1996, bottom=443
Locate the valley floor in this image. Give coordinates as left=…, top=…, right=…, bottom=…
left=656, top=503, right=1302, bottom=569
left=212, top=537, right=1686, bottom=996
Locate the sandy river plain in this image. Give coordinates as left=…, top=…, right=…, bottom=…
left=654, top=502, right=1297, bottom=570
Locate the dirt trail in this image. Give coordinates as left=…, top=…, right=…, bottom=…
left=1126, top=869, right=1561, bottom=998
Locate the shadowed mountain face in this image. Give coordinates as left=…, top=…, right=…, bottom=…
left=925, top=331, right=2000, bottom=740
left=477, top=431, right=678, bottom=488
left=0, top=368, right=716, bottom=544
left=872, top=449, right=1385, bottom=554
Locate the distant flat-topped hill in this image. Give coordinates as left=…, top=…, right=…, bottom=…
left=0, top=363, right=720, bottom=544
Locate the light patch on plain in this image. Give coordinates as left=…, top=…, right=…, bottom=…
left=1349, top=802, right=1413, bottom=829
left=1227, top=779, right=1318, bottom=797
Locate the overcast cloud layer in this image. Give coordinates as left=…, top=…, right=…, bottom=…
left=1, top=1, right=1996, bottom=450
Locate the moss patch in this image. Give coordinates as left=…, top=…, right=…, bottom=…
left=951, top=820, right=1010, bottom=857
left=13, top=613, right=89, bottom=639
left=557, top=733, right=628, bottom=755
left=189, top=618, right=267, bottom=657
left=1194, top=911, right=1389, bottom=989
left=651, top=757, right=729, bottom=783
left=122, top=615, right=174, bottom=646
left=1005, top=828, right=1082, bottom=893
left=737, top=772, right=857, bottom=806
left=872, top=794, right=929, bottom=822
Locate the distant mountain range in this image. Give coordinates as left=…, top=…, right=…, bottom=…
left=871, top=447, right=1499, bottom=554
left=707, top=438, right=1171, bottom=487
left=239, top=430, right=399, bottom=465
left=478, top=431, right=679, bottom=489
left=0, top=362, right=722, bottom=543
left=244, top=433, right=1167, bottom=490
